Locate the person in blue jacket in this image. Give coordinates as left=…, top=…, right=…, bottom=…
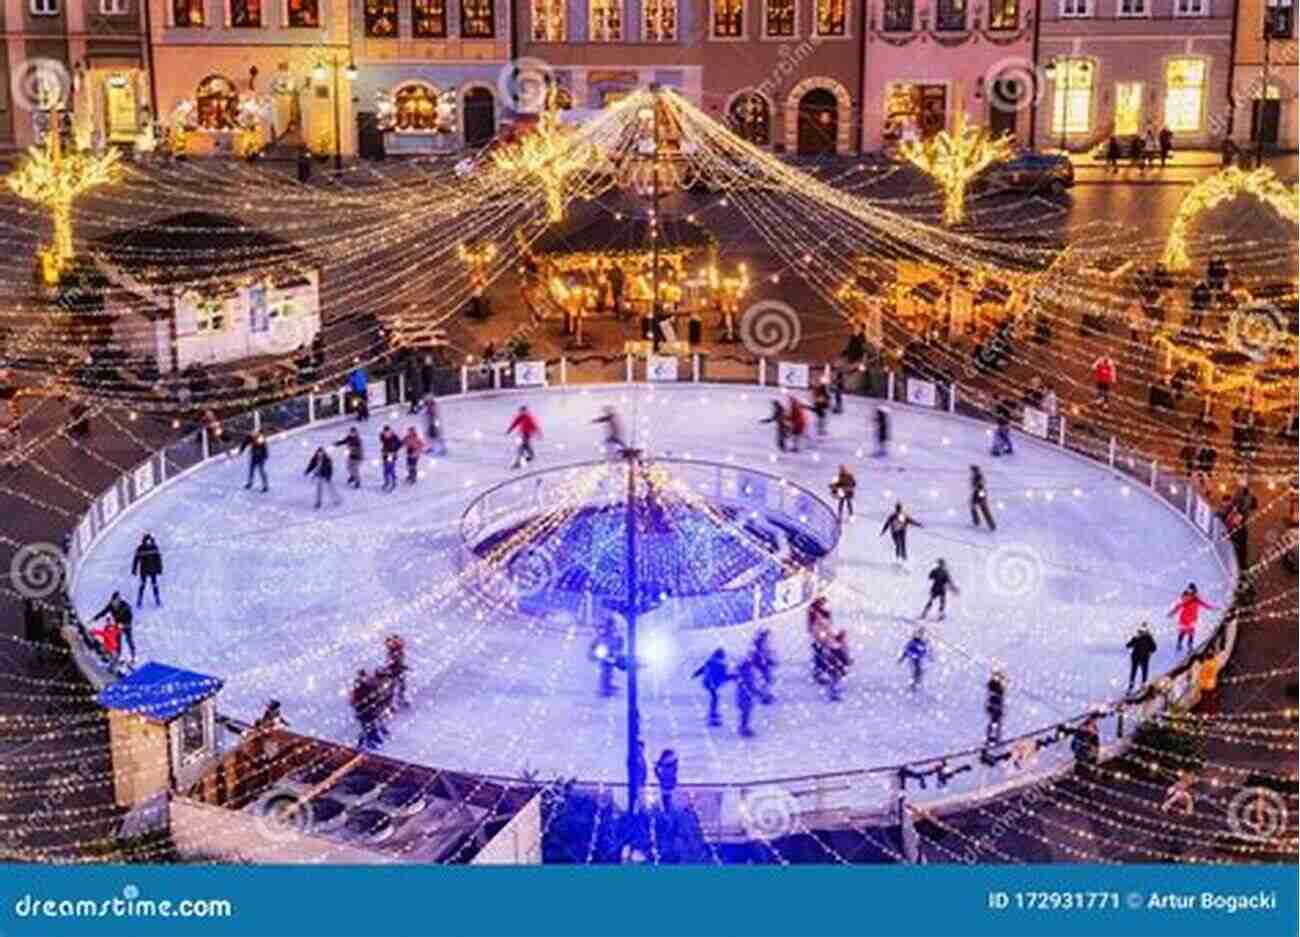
left=349, top=367, right=370, bottom=422
left=898, top=629, right=931, bottom=691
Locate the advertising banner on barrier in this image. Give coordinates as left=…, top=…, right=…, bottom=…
left=648, top=356, right=679, bottom=382
left=1194, top=495, right=1213, bottom=535
left=514, top=361, right=547, bottom=386
left=77, top=514, right=93, bottom=553
left=906, top=378, right=937, bottom=408
left=778, top=361, right=809, bottom=389
left=100, top=487, right=120, bottom=526
left=367, top=380, right=389, bottom=409
left=133, top=462, right=155, bottom=499
left=1022, top=406, right=1049, bottom=438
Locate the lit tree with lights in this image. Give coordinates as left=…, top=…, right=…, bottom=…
left=898, top=112, right=1013, bottom=227
left=490, top=100, right=598, bottom=225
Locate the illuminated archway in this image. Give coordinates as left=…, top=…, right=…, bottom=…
left=1162, top=166, right=1299, bottom=270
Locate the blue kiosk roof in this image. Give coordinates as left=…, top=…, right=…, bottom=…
left=97, top=662, right=223, bottom=722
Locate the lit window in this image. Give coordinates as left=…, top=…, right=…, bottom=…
left=286, top=0, right=319, bottom=27
left=195, top=75, right=238, bottom=129
left=883, top=0, right=913, bottom=30
left=364, top=0, right=398, bottom=36
left=989, top=0, right=1018, bottom=28
left=1267, top=0, right=1293, bottom=37
left=643, top=0, right=676, bottom=40
left=1060, top=0, right=1091, bottom=16
left=713, top=0, right=742, bottom=36
left=1164, top=58, right=1206, bottom=133
left=591, top=0, right=622, bottom=39
left=1113, top=82, right=1143, bottom=136
left=531, top=0, right=564, bottom=39
left=414, top=0, right=448, bottom=36
left=816, top=0, right=846, bottom=34
left=765, top=0, right=794, bottom=35
left=1118, top=0, right=1146, bottom=16
left=231, top=0, right=260, bottom=26
left=30, top=0, right=58, bottom=13
left=1050, top=59, right=1093, bottom=134
left=461, top=0, right=495, bottom=36
left=1174, top=0, right=1206, bottom=14
left=730, top=92, right=770, bottom=145
left=935, top=0, right=966, bottom=30
left=100, top=0, right=129, bottom=14
left=171, top=0, right=201, bottom=24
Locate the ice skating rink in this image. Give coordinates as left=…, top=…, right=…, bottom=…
left=73, top=385, right=1229, bottom=796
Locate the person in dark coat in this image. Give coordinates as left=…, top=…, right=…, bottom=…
left=1105, top=135, right=1121, bottom=172
left=304, top=447, right=341, bottom=509
left=91, top=591, right=135, bottom=661
left=880, top=502, right=923, bottom=565
left=970, top=465, right=996, bottom=531
left=1126, top=624, right=1158, bottom=692
left=760, top=400, right=788, bottom=452
left=823, top=630, right=851, bottom=701
left=811, top=380, right=831, bottom=436
left=608, top=263, right=626, bottom=317
left=335, top=428, right=364, bottom=488
left=423, top=397, right=447, bottom=456
left=131, top=533, right=163, bottom=607
left=691, top=648, right=730, bottom=727
left=919, top=558, right=959, bottom=620
left=589, top=618, right=626, bottom=698
left=734, top=654, right=760, bottom=736
left=239, top=432, right=269, bottom=492
left=654, top=748, right=678, bottom=812
left=873, top=405, right=891, bottom=457
left=830, top=465, right=856, bottom=520
left=985, top=669, right=1006, bottom=743
left=1158, top=126, right=1173, bottom=168
left=831, top=369, right=845, bottom=413
left=750, top=629, right=776, bottom=703
left=379, top=426, right=402, bottom=491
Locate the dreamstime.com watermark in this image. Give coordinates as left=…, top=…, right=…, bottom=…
left=11, top=884, right=233, bottom=921
left=9, top=541, right=68, bottom=600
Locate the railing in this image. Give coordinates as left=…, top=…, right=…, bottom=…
left=60, top=354, right=1240, bottom=820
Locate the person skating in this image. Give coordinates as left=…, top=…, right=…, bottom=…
left=919, top=558, right=958, bottom=621
left=402, top=427, right=425, bottom=484
left=750, top=629, right=777, bottom=703
left=384, top=634, right=409, bottom=709
left=1169, top=583, right=1216, bottom=653
left=304, top=446, right=342, bottom=509
left=1125, top=623, right=1158, bottom=692
left=592, top=405, right=625, bottom=458
left=90, top=615, right=123, bottom=665
left=830, top=465, right=856, bottom=521
left=985, top=669, right=1006, bottom=743
left=873, top=405, right=891, bottom=457
left=811, top=380, right=831, bottom=437
left=239, top=431, right=270, bottom=492
left=692, top=648, right=731, bottom=727
left=91, top=591, right=135, bottom=661
left=760, top=400, right=788, bottom=452
left=335, top=428, right=364, bottom=488
left=654, top=749, right=678, bottom=813
left=506, top=405, right=541, bottom=470
left=734, top=653, right=760, bottom=737
left=423, top=397, right=447, bottom=456
left=880, top=502, right=923, bottom=566
left=351, top=668, right=385, bottom=749
left=348, top=367, right=370, bottom=422
left=1091, top=355, right=1117, bottom=409
left=990, top=418, right=1014, bottom=457
left=131, top=533, right=163, bottom=607
left=898, top=629, right=931, bottom=692
left=823, top=629, right=852, bottom=702
left=377, top=426, right=402, bottom=492
left=807, top=596, right=833, bottom=684
left=970, top=465, right=996, bottom=531
left=786, top=394, right=807, bottom=452
left=589, top=618, right=626, bottom=698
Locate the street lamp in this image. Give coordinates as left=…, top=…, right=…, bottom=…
left=312, top=55, right=356, bottom=172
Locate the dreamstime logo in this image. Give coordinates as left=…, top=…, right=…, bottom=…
left=739, top=300, right=801, bottom=356
left=739, top=786, right=800, bottom=840
left=985, top=57, right=1044, bottom=115
left=509, top=546, right=557, bottom=598
left=1226, top=787, right=1289, bottom=842
left=253, top=791, right=314, bottom=844
left=11, top=59, right=72, bottom=112
left=984, top=543, right=1044, bottom=598
left=10, top=542, right=68, bottom=600
left=1227, top=302, right=1287, bottom=363
left=497, top=57, right=555, bottom=114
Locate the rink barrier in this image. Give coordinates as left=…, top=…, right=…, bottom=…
left=58, top=363, right=1240, bottom=826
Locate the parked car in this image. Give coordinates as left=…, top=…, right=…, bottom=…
left=976, top=150, right=1075, bottom=195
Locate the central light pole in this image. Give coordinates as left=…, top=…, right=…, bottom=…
left=650, top=84, right=663, bottom=354
left=622, top=447, right=643, bottom=813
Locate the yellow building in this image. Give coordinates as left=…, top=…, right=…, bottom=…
left=1231, top=0, right=1298, bottom=151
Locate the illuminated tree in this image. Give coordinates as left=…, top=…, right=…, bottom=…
left=490, top=108, right=597, bottom=224
left=898, top=112, right=1013, bottom=227
left=1162, top=166, right=1300, bottom=270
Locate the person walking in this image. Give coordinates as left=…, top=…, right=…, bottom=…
left=985, top=669, right=1006, bottom=743
left=880, top=502, right=923, bottom=566
left=1158, top=126, right=1173, bottom=168
left=654, top=749, right=679, bottom=813
left=335, top=428, right=364, bottom=489
left=830, top=465, right=856, bottom=521
left=760, top=399, right=788, bottom=452
left=1125, top=623, right=1158, bottom=692
left=1169, top=583, right=1216, bottom=653
left=239, top=431, right=269, bottom=492
left=970, top=465, right=996, bottom=531
left=379, top=426, right=402, bottom=492
left=692, top=648, right=730, bottom=727
left=990, top=418, right=1014, bottom=457
left=1092, top=355, right=1116, bottom=409
left=1105, top=135, right=1121, bottom=173
left=91, top=591, right=135, bottom=661
left=506, top=405, right=541, bottom=470
left=131, top=534, right=163, bottom=607
left=304, top=446, right=342, bottom=509
left=919, top=558, right=958, bottom=621
left=1129, top=133, right=1145, bottom=171
left=898, top=629, right=931, bottom=691
left=1143, top=128, right=1157, bottom=170
left=402, top=427, right=425, bottom=484
left=423, top=397, right=447, bottom=456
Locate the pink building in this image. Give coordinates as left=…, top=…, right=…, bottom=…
left=860, top=0, right=1037, bottom=152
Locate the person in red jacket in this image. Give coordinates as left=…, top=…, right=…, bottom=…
left=1092, top=355, right=1117, bottom=408
left=786, top=394, right=807, bottom=453
left=1168, top=582, right=1216, bottom=653
left=506, top=405, right=541, bottom=469
left=401, top=427, right=425, bottom=484
left=90, top=617, right=123, bottom=663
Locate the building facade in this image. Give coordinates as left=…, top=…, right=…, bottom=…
left=1229, top=0, right=1297, bottom=151
left=1035, top=0, right=1235, bottom=151
left=146, top=0, right=355, bottom=156
left=349, top=0, right=511, bottom=155
left=3, top=0, right=151, bottom=149
left=860, top=0, right=1036, bottom=152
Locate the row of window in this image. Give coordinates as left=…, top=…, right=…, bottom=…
left=1049, top=56, right=1211, bottom=134
left=169, top=0, right=493, bottom=29
left=882, top=0, right=1019, bottom=31
left=30, top=0, right=129, bottom=15
left=531, top=0, right=848, bottom=41
left=1058, top=0, right=1293, bottom=19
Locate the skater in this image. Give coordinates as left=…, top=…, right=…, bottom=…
left=423, top=396, right=447, bottom=456
left=985, top=669, right=1006, bottom=743
left=506, top=405, right=541, bottom=469
left=239, top=431, right=269, bottom=492
left=873, top=405, right=891, bottom=457
left=829, top=465, right=856, bottom=521
left=384, top=634, right=409, bottom=708
left=589, top=618, right=626, bottom=698
left=880, top=502, right=923, bottom=564
left=898, top=628, right=931, bottom=691
left=919, top=558, right=958, bottom=620
left=734, top=653, right=760, bottom=736
left=402, top=427, right=425, bottom=484
left=831, top=369, right=845, bottom=414
left=592, top=405, right=625, bottom=458
left=90, top=615, right=124, bottom=665
left=692, top=648, right=730, bottom=727
left=807, top=596, right=833, bottom=684
left=654, top=749, right=679, bottom=812
left=304, top=446, right=342, bottom=509
left=1168, top=583, right=1216, bottom=653
left=811, top=380, right=831, bottom=437
left=760, top=399, right=788, bottom=452
left=131, top=533, right=162, bottom=607
left=379, top=425, right=402, bottom=492
left=970, top=465, right=996, bottom=531
left=786, top=394, right=807, bottom=452
left=990, top=418, right=1014, bottom=457
left=823, top=630, right=852, bottom=702
left=750, top=629, right=777, bottom=703
left=91, top=591, right=135, bottom=661
left=1125, top=623, right=1158, bottom=692
left=334, top=427, right=364, bottom=488
left=1092, top=355, right=1116, bottom=408
left=351, top=668, right=385, bottom=749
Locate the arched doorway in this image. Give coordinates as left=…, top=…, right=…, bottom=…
left=462, top=87, right=496, bottom=147
left=797, top=88, right=838, bottom=155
